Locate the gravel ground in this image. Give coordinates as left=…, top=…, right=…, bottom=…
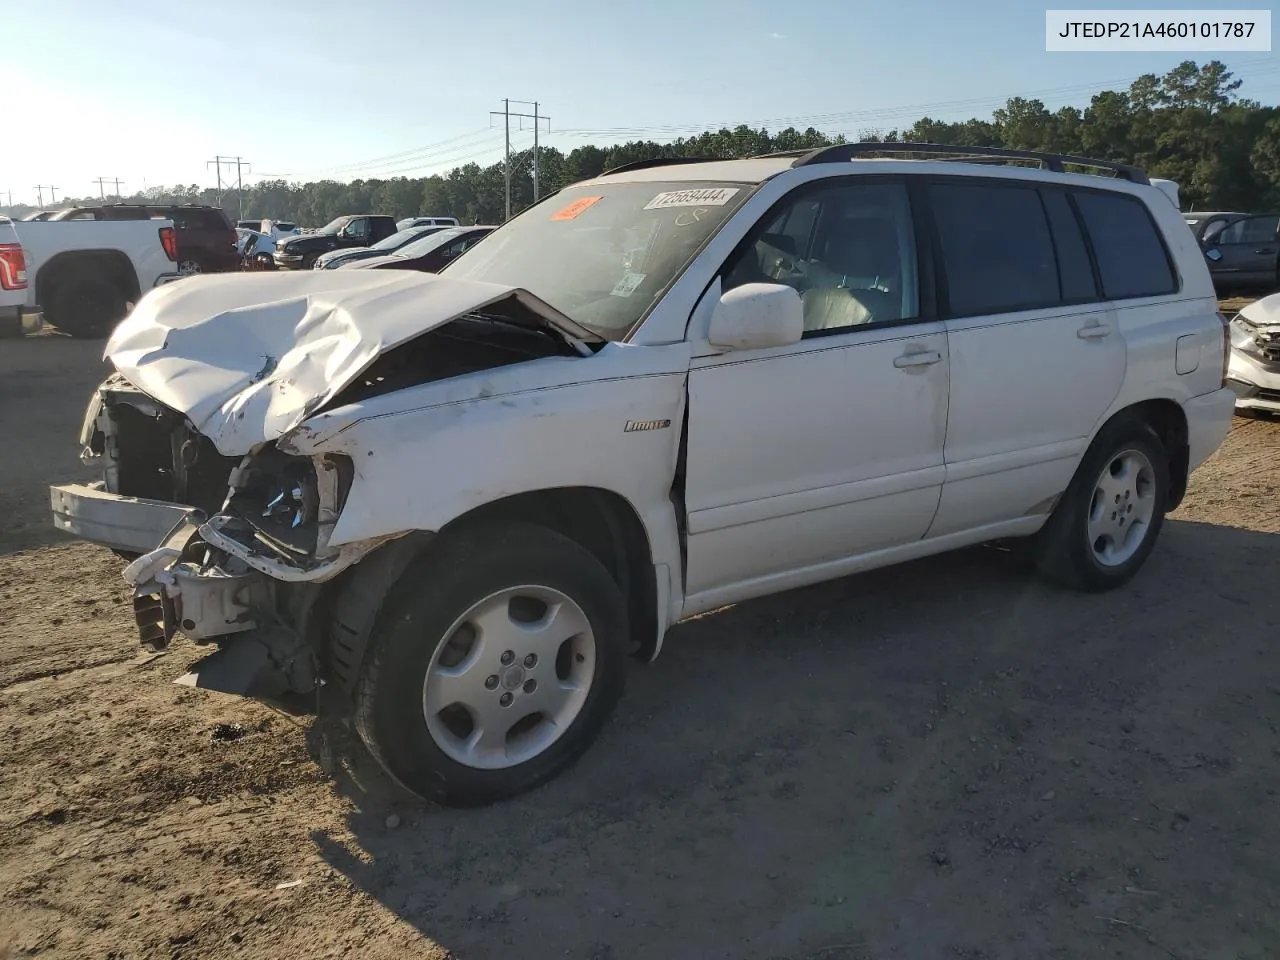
left=1, top=330, right=1278, bottom=960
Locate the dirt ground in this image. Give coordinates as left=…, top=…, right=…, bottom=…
left=2, top=330, right=1279, bottom=960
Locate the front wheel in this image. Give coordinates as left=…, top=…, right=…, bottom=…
left=1034, top=418, right=1169, bottom=592
left=352, top=522, right=629, bottom=806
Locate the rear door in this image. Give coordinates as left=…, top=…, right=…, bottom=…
left=1209, top=214, right=1280, bottom=286
left=926, top=179, right=1129, bottom=537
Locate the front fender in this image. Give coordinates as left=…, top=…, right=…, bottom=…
left=289, top=347, right=691, bottom=592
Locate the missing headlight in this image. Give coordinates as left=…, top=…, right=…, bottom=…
left=225, top=447, right=353, bottom=561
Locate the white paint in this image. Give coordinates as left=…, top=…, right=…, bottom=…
left=106, top=270, right=595, bottom=455
left=7, top=218, right=181, bottom=311
left=63, top=155, right=1236, bottom=665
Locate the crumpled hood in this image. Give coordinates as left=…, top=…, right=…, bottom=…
left=1239, top=292, right=1280, bottom=329
left=105, top=271, right=583, bottom=455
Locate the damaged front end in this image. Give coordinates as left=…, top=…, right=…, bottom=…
left=51, top=271, right=600, bottom=697
left=53, top=381, right=376, bottom=697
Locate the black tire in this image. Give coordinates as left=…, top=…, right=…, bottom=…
left=301, top=253, right=319, bottom=270
left=44, top=275, right=127, bottom=339
left=1033, top=417, right=1170, bottom=592
left=353, top=521, right=629, bottom=807
left=0, top=312, right=22, bottom=339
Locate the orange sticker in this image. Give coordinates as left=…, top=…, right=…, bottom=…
left=551, top=196, right=603, bottom=221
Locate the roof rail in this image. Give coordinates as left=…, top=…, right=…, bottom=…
left=790, top=142, right=1150, bottom=184
left=598, top=156, right=720, bottom=177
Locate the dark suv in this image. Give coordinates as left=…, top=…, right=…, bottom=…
left=272, top=215, right=398, bottom=270
left=51, top=204, right=239, bottom=274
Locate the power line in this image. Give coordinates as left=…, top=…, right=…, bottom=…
left=33, top=185, right=59, bottom=207
left=255, top=127, right=500, bottom=180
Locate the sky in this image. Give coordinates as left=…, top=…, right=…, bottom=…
left=4, top=0, right=1279, bottom=206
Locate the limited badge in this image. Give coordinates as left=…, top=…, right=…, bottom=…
left=624, top=419, right=672, bottom=433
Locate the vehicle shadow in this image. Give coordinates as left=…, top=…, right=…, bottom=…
left=305, top=519, right=1280, bottom=960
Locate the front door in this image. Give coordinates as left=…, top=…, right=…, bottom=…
left=682, top=179, right=949, bottom=608
left=1209, top=214, right=1280, bottom=287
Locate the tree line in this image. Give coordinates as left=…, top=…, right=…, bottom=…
left=5, top=61, right=1279, bottom=226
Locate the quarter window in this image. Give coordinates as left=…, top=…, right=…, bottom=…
left=929, top=182, right=1059, bottom=316
left=1072, top=191, right=1177, bottom=299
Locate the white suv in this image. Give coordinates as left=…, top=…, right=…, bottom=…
left=50, top=144, right=1236, bottom=806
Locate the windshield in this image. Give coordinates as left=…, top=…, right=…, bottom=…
left=318, top=216, right=351, bottom=235
left=395, top=227, right=467, bottom=259
left=371, top=227, right=433, bottom=251
left=443, top=181, right=751, bottom=339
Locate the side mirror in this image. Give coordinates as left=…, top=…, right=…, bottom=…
left=707, top=283, right=803, bottom=351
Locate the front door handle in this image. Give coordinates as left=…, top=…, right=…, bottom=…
left=1077, top=322, right=1112, bottom=340
left=1253, top=248, right=1277, bottom=255
left=893, top=350, right=942, bottom=368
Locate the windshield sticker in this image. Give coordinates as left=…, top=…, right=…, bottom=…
left=644, top=188, right=740, bottom=210
left=610, top=272, right=646, bottom=298
left=551, top=196, right=603, bottom=221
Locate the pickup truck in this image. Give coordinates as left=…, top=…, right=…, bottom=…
left=273, top=214, right=398, bottom=269
left=0, top=215, right=182, bottom=337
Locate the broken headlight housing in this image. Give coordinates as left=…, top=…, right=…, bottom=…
left=223, top=448, right=354, bottom=563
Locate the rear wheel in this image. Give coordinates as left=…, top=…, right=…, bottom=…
left=353, top=522, right=629, bottom=807
left=44, top=275, right=127, bottom=339
left=1034, top=418, right=1169, bottom=592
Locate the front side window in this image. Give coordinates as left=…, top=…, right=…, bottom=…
left=345, top=218, right=370, bottom=240
left=930, top=181, right=1059, bottom=316
left=1216, top=215, right=1279, bottom=245
left=445, top=181, right=751, bottom=339
left=1073, top=191, right=1177, bottom=299
left=723, top=181, right=919, bottom=334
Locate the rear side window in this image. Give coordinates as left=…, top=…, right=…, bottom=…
left=1041, top=190, right=1097, bottom=302
left=1072, top=192, right=1176, bottom=299
left=929, top=182, right=1059, bottom=316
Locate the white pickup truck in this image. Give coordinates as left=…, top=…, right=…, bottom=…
left=0, top=215, right=182, bottom=338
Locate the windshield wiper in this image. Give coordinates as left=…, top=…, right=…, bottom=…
left=466, top=312, right=596, bottom=357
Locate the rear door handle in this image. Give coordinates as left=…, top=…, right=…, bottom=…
left=893, top=350, right=942, bottom=368
left=1077, top=322, right=1112, bottom=340
left=1254, top=248, right=1276, bottom=255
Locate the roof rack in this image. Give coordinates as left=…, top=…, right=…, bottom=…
left=790, top=142, right=1149, bottom=184
left=598, top=156, right=720, bottom=176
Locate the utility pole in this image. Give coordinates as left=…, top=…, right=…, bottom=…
left=207, top=156, right=224, bottom=194
left=231, top=157, right=249, bottom=221
left=489, top=99, right=550, bottom=221
left=93, top=177, right=121, bottom=199
left=208, top=156, right=250, bottom=219
left=34, top=185, right=59, bottom=207
left=491, top=99, right=511, bottom=221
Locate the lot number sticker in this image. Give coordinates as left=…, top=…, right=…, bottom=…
left=551, top=196, right=603, bottom=221
left=644, top=188, right=740, bottom=210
